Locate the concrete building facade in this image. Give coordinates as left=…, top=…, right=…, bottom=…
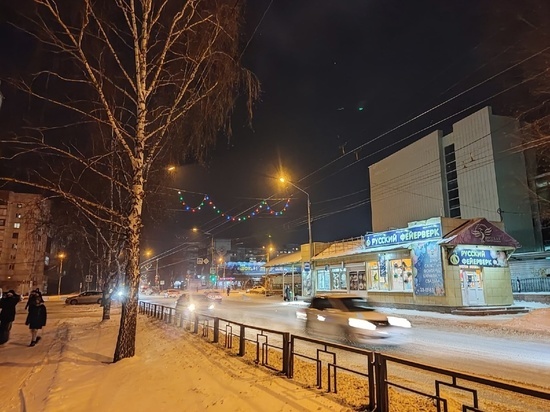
left=0, top=191, right=50, bottom=295
left=369, top=106, right=539, bottom=253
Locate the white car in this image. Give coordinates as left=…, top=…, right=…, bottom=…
left=246, top=286, right=266, bottom=294
left=298, top=295, right=411, bottom=345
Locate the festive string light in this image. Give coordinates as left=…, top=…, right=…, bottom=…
left=176, top=191, right=291, bottom=221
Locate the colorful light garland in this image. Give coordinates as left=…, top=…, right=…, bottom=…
left=177, top=191, right=291, bottom=222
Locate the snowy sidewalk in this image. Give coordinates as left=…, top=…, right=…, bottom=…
left=0, top=302, right=351, bottom=412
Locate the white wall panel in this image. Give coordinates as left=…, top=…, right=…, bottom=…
left=369, top=131, right=444, bottom=232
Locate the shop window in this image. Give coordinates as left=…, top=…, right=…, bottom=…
left=389, top=259, right=413, bottom=291
left=349, top=270, right=366, bottom=291
left=369, top=259, right=389, bottom=291
left=317, top=269, right=330, bottom=291
left=331, top=267, right=347, bottom=290
left=14, top=222, right=21, bottom=229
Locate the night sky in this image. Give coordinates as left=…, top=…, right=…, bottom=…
left=0, top=1, right=544, bottom=253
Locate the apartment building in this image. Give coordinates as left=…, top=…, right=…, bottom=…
left=0, top=191, right=50, bottom=295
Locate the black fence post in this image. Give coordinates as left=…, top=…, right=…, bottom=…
left=282, top=332, right=290, bottom=377
left=193, top=313, right=199, bottom=334
left=374, top=353, right=388, bottom=412
left=238, top=325, right=246, bottom=357
left=213, top=318, right=220, bottom=343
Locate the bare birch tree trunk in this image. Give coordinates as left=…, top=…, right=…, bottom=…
left=114, top=185, right=143, bottom=361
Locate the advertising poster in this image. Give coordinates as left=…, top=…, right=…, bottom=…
left=302, top=271, right=312, bottom=297
left=411, top=241, right=445, bottom=296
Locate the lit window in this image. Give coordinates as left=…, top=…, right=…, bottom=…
left=15, top=213, right=22, bottom=219
left=12, top=243, right=17, bottom=249
left=14, top=222, right=21, bottom=229
left=17, top=203, right=23, bottom=208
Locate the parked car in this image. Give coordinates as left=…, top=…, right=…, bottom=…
left=163, top=289, right=183, bottom=298
left=246, top=286, right=266, bottom=294
left=297, top=295, right=411, bottom=345
left=65, top=291, right=103, bottom=305
left=175, top=293, right=219, bottom=316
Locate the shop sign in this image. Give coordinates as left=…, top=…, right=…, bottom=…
left=365, top=223, right=442, bottom=248
left=448, top=249, right=508, bottom=267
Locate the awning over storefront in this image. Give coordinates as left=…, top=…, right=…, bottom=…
left=439, top=218, right=521, bottom=249
left=264, top=251, right=302, bottom=268
left=312, top=239, right=365, bottom=261
left=363, top=243, right=412, bottom=254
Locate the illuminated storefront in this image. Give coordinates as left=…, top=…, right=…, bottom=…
left=312, top=217, right=520, bottom=310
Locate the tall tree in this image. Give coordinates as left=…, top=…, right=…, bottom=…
left=2, top=0, right=258, bottom=361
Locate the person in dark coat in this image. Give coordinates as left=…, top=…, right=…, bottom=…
left=25, top=295, right=47, bottom=347
left=25, top=288, right=44, bottom=310
left=0, top=290, right=20, bottom=344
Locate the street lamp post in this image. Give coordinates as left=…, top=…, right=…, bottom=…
left=57, top=253, right=66, bottom=296
left=279, top=177, right=313, bottom=298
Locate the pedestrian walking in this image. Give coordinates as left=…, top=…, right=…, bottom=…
left=226, top=286, right=231, bottom=296
left=25, top=288, right=44, bottom=310
left=0, top=289, right=20, bottom=344
left=25, top=295, right=47, bottom=347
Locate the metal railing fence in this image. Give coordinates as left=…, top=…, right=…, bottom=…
left=138, top=301, right=550, bottom=412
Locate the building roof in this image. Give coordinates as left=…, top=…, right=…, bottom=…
left=439, top=218, right=521, bottom=249
left=264, top=251, right=302, bottom=268
left=312, top=239, right=365, bottom=261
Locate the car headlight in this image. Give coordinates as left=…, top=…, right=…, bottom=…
left=348, top=318, right=376, bottom=330
left=188, top=303, right=196, bottom=312
left=387, top=316, right=412, bottom=328
left=208, top=304, right=215, bottom=310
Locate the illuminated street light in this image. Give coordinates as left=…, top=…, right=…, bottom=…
left=57, top=252, right=66, bottom=296
left=167, top=165, right=176, bottom=172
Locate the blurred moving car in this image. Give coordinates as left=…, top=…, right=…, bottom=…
left=297, top=295, right=411, bottom=345
left=175, top=293, right=219, bottom=316
left=65, top=291, right=103, bottom=305
left=204, top=290, right=223, bottom=303
left=163, top=289, right=183, bottom=298
left=246, top=286, right=266, bottom=294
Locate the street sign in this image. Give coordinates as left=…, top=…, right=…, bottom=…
left=203, top=258, right=209, bottom=264
left=197, top=258, right=204, bottom=265
left=304, top=262, right=311, bottom=272
left=210, top=268, right=216, bottom=275
left=160, top=280, right=165, bottom=285
left=85, top=275, right=93, bottom=283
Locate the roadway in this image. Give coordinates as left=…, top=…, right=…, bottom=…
left=140, top=292, right=550, bottom=392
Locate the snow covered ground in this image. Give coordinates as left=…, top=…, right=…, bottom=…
left=0, top=298, right=549, bottom=412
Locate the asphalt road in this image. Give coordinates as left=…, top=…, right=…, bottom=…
left=141, top=292, right=550, bottom=392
